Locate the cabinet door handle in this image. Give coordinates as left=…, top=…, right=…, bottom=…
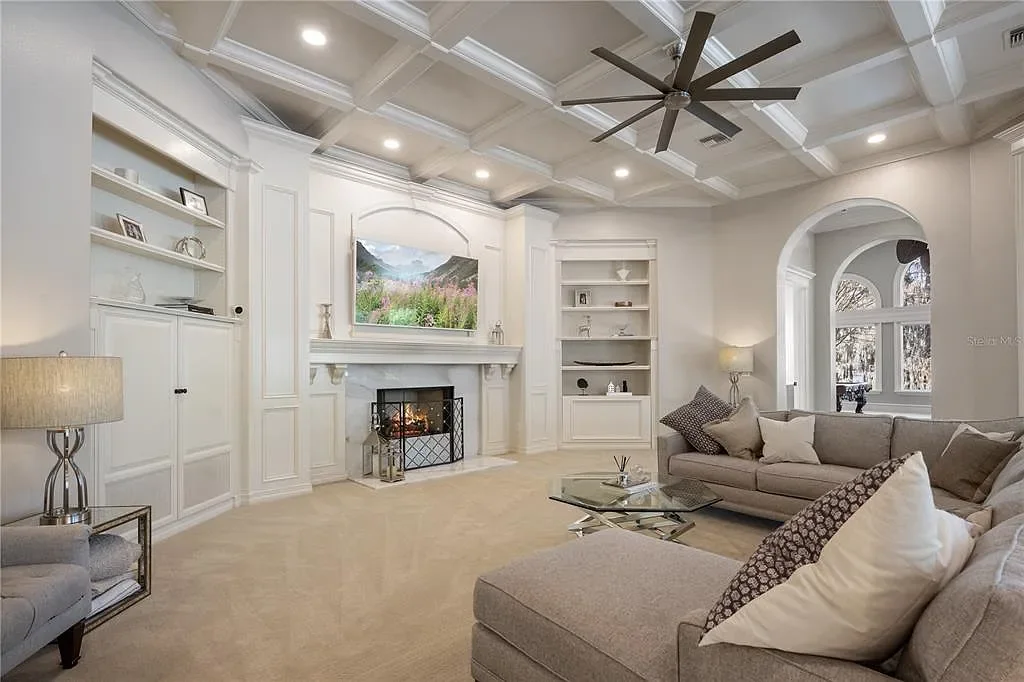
left=174, top=388, right=188, bottom=395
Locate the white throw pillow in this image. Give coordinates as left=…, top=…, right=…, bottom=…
left=758, top=415, right=819, bottom=464
left=700, top=453, right=976, bottom=661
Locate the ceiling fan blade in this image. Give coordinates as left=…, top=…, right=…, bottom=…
left=592, top=101, right=666, bottom=143
left=591, top=47, right=671, bottom=94
left=690, top=30, right=801, bottom=91
left=684, top=102, right=742, bottom=138
left=561, top=94, right=666, bottom=106
left=673, top=11, right=715, bottom=90
left=697, top=87, right=801, bottom=101
left=655, top=109, right=680, bottom=153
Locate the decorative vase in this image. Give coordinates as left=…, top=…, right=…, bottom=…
left=125, top=271, right=146, bottom=304
left=317, top=303, right=333, bottom=339
left=616, top=264, right=630, bottom=281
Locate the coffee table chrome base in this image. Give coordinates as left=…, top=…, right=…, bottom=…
left=568, top=510, right=695, bottom=543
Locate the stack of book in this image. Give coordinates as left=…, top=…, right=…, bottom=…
left=91, top=573, right=142, bottom=615
left=602, top=477, right=658, bottom=494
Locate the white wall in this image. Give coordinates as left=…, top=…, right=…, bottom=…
left=0, top=2, right=247, bottom=521
left=788, top=232, right=815, bottom=273
left=553, top=208, right=718, bottom=423
left=713, top=142, right=1019, bottom=420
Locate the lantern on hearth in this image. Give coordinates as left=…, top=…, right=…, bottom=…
left=377, top=435, right=404, bottom=483
left=489, top=321, right=505, bottom=345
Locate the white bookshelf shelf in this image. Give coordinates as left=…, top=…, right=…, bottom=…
left=561, top=305, right=649, bottom=312
left=90, top=227, right=225, bottom=273
left=91, top=166, right=225, bottom=229
left=559, top=336, right=653, bottom=341
left=562, top=365, right=651, bottom=371
left=562, top=279, right=649, bottom=286
left=91, top=297, right=238, bottom=324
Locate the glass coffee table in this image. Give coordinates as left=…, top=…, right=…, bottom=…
left=549, top=473, right=722, bottom=543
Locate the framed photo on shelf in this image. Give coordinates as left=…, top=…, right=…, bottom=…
left=574, top=288, right=593, bottom=307
left=116, top=214, right=147, bottom=243
left=179, top=187, right=208, bottom=215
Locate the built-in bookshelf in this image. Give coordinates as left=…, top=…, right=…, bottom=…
left=556, top=240, right=657, bottom=449
left=90, top=118, right=229, bottom=316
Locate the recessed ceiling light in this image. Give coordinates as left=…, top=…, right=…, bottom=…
left=301, top=28, right=327, bottom=46
left=614, top=167, right=630, bottom=178
left=382, top=138, right=401, bottom=150
left=867, top=132, right=887, bottom=145
left=475, top=169, right=491, bottom=180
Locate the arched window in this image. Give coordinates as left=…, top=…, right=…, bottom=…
left=834, top=274, right=880, bottom=312
left=898, top=257, right=930, bottom=306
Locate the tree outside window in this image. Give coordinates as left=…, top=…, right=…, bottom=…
left=835, top=325, right=877, bottom=386
left=900, top=257, right=930, bottom=306
left=900, top=323, right=932, bottom=391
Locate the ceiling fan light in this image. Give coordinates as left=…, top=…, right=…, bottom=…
left=867, top=132, right=887, bottom=144
left=382, top=138, right=401, bottom=150
left=301, top=28, right=327, bottom=47
left=614, top=167, right=630, bottom=178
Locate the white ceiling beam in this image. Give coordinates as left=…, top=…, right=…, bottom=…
left=327, top=0, right=430, bottom=43
left=314, top=110, right=362, bottom=152
left=553, top=147, right=620, bottom=181
left=932, top=1, right=1024, bottom=43
left=762, top=35, right=909, bottom=90
left=957, top=62, right=1024, bottom=105
left=375, top=102, right=469, bottom=148
left=609, top=0, right=685, bottom=42
left=556, top=36, right=663, bottom=99
left=615, top=179, right=683, bottom=202
left=411, top=150, right=468, bottom=181
left=118, top=1, right=178, bottom=39
left=470, top=104, right=543, bottom=149
left=887, top=0, right=972, bottom=145
left=199, top=67, right=284, bottom=127
left=694, top=143, right=790, bottom=180
left=838, top=139, right=953, bottom=175
left=561, top=177, right=617, bottom=203
left=352, top=42, right=435, bottom=111
left=804, top=99, right=933, bottom=148
left=492, top=177, right=550, bottom=203
left=428, top=2, right=509, bottom=49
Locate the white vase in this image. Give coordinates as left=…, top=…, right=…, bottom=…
left=616, top=266, right=630, bottom=281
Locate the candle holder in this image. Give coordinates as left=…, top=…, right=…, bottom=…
left=317, top=303, right=333, bottom=339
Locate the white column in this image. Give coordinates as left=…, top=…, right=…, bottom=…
left=236, top=121, right=319, bottom=503
left=996, top=122, right=1024, bottom=413
left=504, top=205, right=559, bottom=453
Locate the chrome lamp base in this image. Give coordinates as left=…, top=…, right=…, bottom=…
left=728, top=372, right=742, bottom=407
left=40, top=428, right=91, bottom=526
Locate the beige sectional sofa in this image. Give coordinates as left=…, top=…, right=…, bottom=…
left=472, top=411, right=1024, bottom=681
left=657, top=410, right=1024, bottom=521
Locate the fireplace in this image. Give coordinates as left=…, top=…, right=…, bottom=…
left=372, top=386, right=464, bottom=470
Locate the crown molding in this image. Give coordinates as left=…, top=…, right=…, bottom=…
left=241, top=118, right=319, bottom=153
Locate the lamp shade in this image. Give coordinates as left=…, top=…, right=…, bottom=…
left=719, top=346, right=754, bottom=374
left=1, top=355, right=123, bottom=429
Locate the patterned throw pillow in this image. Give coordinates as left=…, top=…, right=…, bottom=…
left=701, top=452, right=977, bottom=662
left=660, top=386, right=732, bottom=455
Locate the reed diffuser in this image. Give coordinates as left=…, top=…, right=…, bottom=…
left=614, top=455, right=630, bottom=485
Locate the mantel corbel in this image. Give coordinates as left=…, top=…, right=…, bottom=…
left=501, top=364, right=515, bottom=380
left=310, top=362, right=348, bottom=385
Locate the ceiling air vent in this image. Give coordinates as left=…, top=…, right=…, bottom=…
left=1005, top=25, right=1024, bottom=50
left=699, top=132, right=732, bottom=148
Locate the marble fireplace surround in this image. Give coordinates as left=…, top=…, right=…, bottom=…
left=309, top=339, right=521, bottom=479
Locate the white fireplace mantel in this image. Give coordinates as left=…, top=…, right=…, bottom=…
left=309, top=338, right=522, bottom=367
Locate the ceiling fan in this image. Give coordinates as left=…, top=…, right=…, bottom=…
left=561, top=11, right=802, bottom=152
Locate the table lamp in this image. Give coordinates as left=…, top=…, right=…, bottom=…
left=1, top=352, right=123, bottom=524
left=719, top=346, right=753, bottom=407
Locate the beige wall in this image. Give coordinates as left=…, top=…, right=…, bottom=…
left=712, top=142, right=1018, bottom=419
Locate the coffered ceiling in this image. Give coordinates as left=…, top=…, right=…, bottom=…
left=128, top=0, right=1024, bottom=209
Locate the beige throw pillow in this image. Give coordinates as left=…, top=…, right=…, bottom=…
left=702, top=398, right=763, bottom=460
left=930, top=431, right=1020, bottom=501
left=758, top=414, right=819, bottom=465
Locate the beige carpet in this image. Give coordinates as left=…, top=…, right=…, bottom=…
left=9, top=450, right=777, bottom=681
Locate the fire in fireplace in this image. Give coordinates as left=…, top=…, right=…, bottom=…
left=372, top=386, right=464, bottom=470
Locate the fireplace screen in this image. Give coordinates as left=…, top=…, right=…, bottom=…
left=371, top=386, right=464, bottom=470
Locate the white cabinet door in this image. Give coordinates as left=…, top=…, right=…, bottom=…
left=561, top=396, right=652, bottom=447
left=95, top=308, right=178, bottom=526
left=177, top=318, right=233, bottom=516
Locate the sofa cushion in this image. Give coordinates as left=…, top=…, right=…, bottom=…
left=791, top=410, right=892, bottom=469
left=891, top=416, right=1024, bottom=470
left=984, top=478, right=1024, bottom=527
left=930, top=487, right=985, bottom=520
left=757, top=463, right=863, bottom=501
left=989, top=448, right=1024, bottom=497
left=759, top=415, right=820, bottom=465
left=474, top=529, right=740, bottom=682
left=898, top=513, right=1024, bottom=682
left=930, top=431, right=1020, bottom=501
left=0, top=564, right=89, bottom=635
left=0, top=597, right=33, bottom=652
left=702, top=397, right=763, bottom=460
left=668, top=453, right=760, bottom=490
left=660, top=386, right=733, bottom=455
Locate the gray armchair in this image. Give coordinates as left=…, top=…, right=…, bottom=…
left=1, top=525, right=91, bottom=674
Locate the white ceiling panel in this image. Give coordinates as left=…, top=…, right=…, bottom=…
left=389, top=62, right=521, bottom=133
left=217, top=68, right=328, bottom=134
left=491, top=115, right=596, bottom=166
left=788, top=59, right=919, bottom=124
left=227, top=2, right=395, bottom=86
left=724, top=155, right=814, bottom=187
left=442, top=154, right=529, bottom=192
left=575, top=152, right=673, bottom=188
left=474, top=2, right=642, bottom=84
left=337, top=111, right=447, bottom=167
left=958, top=21, right=1024, bottom=76
left=828, top=116, right=939, bottom=163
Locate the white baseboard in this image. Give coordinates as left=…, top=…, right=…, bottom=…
left=558, top=442, right=653, bottom=450
left=312, top=471, right=348, bottom=486
left=513, top=443, right=557, bottom=455
left=238, top=482, right=313, bottom=505
left=152, top=497, right=236, bottom=543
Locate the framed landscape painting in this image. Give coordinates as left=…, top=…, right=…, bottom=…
left=354, top=238, right=479, bottom=330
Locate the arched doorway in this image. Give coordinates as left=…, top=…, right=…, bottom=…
left=776, top=199, right=924, bottom=410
